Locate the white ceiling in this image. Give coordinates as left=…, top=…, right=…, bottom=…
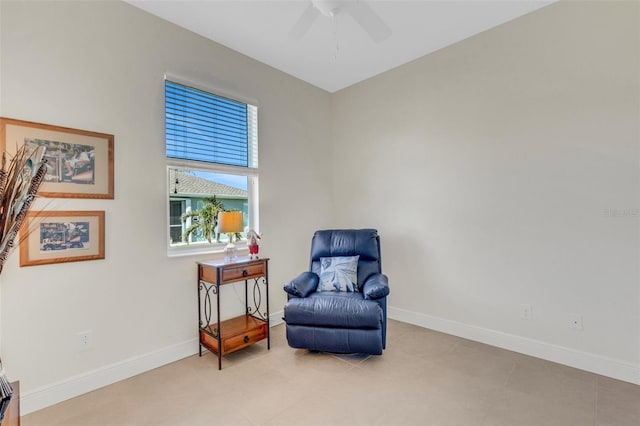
left=126, top=0, right=554, bottom=93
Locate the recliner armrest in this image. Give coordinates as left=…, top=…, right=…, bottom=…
left=363, top=274, right=390, bottom=300
left=284, top=272, right=319, bottom=298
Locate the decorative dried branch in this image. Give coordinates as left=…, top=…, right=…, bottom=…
left=0, top=144, right=47, bottom=274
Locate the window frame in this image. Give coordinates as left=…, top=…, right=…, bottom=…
left=164, top=75, right=259, bottom=257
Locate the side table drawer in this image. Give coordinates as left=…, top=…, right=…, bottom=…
left=223, top=323, right=267, bottom=353
left=221, top=263, right=265, bottom=283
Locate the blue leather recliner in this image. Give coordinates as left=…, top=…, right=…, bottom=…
left=283, top=229, right=390, bottom=355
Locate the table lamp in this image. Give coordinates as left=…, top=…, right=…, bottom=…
left=218, top=211, right=243, bottom=261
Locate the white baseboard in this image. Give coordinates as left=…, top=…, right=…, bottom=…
left=21, top=312, right=285, bottom=415
left=21, top=338, right=199, bottom=415
left=388, top=306, right=640, bottom=385
left=270, top=310, right=284, bottom=326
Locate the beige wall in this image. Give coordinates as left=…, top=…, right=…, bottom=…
left=332, top=0, right=639, bottom=370
left=0, top=0, right=333, bottom=409
left=0, top=0, right=638, bottom=414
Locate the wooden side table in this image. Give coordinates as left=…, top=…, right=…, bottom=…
left=197, top=257, right=270, bottom=369
left=1, top=381, right=19, bottom=426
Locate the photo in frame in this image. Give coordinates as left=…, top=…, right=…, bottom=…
left=19, top=210, right=105, bottom=267
left=0, top=118, right=114, bottom=199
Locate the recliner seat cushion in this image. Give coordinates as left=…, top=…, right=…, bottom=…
left=284, top=292, right=383, bottom=329
left=286, top=325, right=383, bottom=355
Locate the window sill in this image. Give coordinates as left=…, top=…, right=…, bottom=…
left=167, top=241, right=249, bottom=258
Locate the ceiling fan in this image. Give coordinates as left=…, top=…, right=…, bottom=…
left=289, top=0, right=392, bottom=43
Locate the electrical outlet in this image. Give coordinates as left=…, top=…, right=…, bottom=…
left=78, top=331, right=93, bottom=351
left=520, top=304, right=532, bottom=320
left=568, top=314, right=583, bottom=330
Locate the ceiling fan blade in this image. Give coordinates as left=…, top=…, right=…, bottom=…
left=289, top=3, right=320, bottom=40
left=345, top=1, right=392, bottom=43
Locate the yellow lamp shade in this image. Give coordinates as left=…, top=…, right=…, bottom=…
left=218, top=211, right=243, bottom=233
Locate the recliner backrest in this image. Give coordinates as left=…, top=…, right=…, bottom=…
left=309, top=229, right=381, bottom=290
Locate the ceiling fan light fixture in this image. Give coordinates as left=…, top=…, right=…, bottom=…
left=289, top=0, right=392, bottom=44
left=311, top=0, right=344, bottom=17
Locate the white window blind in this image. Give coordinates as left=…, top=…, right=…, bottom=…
left=165, top=80, right=258, bottom=168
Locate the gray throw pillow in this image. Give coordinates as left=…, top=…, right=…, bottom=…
left=318, top=255, right=359, bottom=292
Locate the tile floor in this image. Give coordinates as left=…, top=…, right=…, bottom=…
left=23, top=320, right=640, bottom=425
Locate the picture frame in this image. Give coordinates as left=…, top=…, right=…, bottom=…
left=0, top=118, right=114, bottom=199
left=19, top=210, right=105, bottom=267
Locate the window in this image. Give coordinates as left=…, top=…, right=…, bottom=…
left=165, top=78, right=258, bottom=254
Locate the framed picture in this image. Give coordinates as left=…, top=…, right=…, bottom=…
left=19, top=210, right=105, bottom=267
left=0, top=117, right=114, bottom=199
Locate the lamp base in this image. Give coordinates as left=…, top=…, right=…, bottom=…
left=224, top=239, right=237, bottom=262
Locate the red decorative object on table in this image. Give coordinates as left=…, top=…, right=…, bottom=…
left=247, top=229, right=261, bottom=259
